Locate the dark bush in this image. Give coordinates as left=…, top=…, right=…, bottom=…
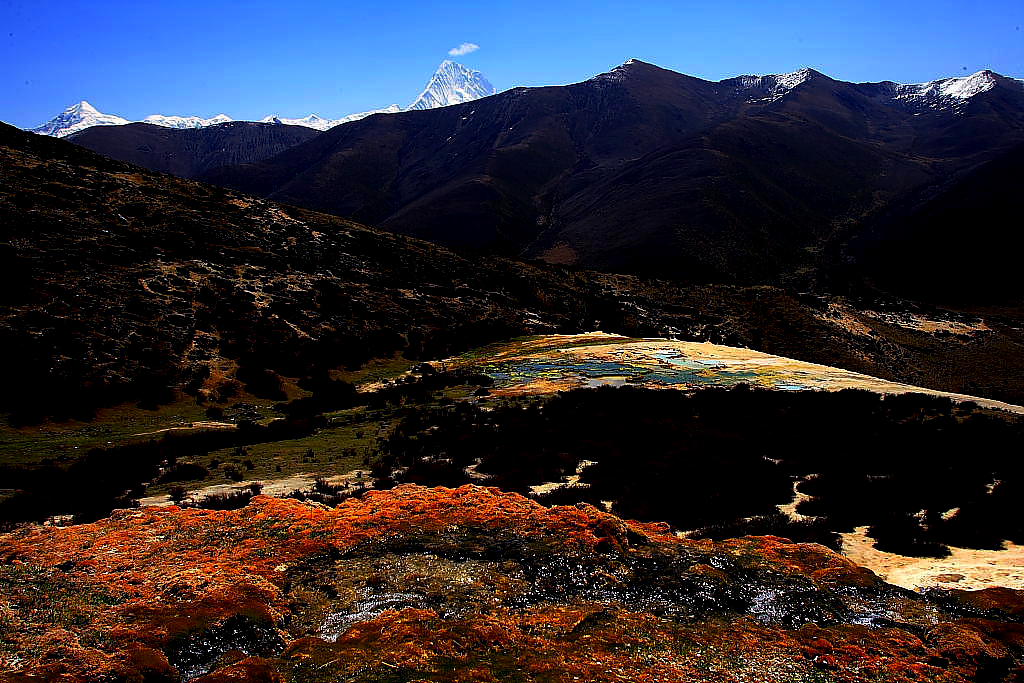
left=169, top=486, right=188, bottom=505
left=691, top=512, right=842, bottom=550
left=189, top=489, right=254, bottom=510
left=868, top=513, right=952, bottom=558
left=236, top=365, right=287, bottom=401
left=222, top=465, right=244, bottom=482
left=159, top=463, right=210, bottom=483
left=374, top=385, right=1024, bottom=549
left=286, top=476, right=362, bottom=507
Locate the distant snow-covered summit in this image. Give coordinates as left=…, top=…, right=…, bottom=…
left=719, top=67, right=823, bottom=102
left=29, top=60, right=496, bottom=138
left=30, top=101, right=130, bottom=137
left=30, top=102, right=233, bottom=138
left=142, top=113, right=233, bottom=129
left=602, top=59, right=1022, bottom=111
left=882, top=70, right=1013, bottom=110
left=260, top=104, right=403, bottom=131
left=408, top=60, right=496, bottom=110
left=723, top=66, right=1019, bottom=108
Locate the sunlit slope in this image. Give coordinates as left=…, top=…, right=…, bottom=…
left=442, top=333, right=1024, bottom=413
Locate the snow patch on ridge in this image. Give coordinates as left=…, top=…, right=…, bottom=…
left=260, top=105, right=402, bottom=131
left=900, top=70, right=998, bottom=99
left=730, top=67, right=1010, bottom=110
left=142, top=113, right=233, bottom=129
left=773, top=67, right=815, bottom=92
left=334, top=104, right=404, bottom=125
left=260, top=113, right=331, bottom=130
left=885, top=70, right=998, bottom=108
left=728, top=68, right=817, bottom=102
left=594, top=59, right=649, bottom=83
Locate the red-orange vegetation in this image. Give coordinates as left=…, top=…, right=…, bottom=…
left=2, top=485, right=1023, bottom=682
left=720, top=535, right=882, bottom=588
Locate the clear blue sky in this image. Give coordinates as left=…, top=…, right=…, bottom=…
left=2, top=0, right=1022, bottom=128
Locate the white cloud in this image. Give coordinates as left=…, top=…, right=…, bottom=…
left=448, top=42, right=480, bottom=57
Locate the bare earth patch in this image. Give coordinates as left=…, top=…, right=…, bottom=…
left=818, top=302, right=990, bottom=338
left=137, top=469, right=369, bottom=507
left=862, top=310, right=991, bottom=335
left=841, top=526, right=1024, bottom=591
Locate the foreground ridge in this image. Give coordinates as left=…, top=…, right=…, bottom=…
left=3, top=484, right=1024, bottom=682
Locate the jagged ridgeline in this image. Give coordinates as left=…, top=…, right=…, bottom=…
left=55, top=61, right=1024, bottom=298
left=30, top=60, right=494, bottom=136
left=194, top=61, right=1024, bottom=299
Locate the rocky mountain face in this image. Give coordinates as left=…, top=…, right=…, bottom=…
left=0, top=120, right=618, bottom=420
left=203, top=60, right=1024, bottom=298
left=68, top=121, right=321, bottom=179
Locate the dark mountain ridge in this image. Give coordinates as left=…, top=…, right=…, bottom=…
left=851, top=139, right=1024, bottom=301
left=197, top=60, right=1024, bottom=292
left=68, top=120, right=321, bottom=179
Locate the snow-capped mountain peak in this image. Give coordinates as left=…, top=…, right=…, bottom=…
left=73, top=100, right=99, bottom=115
left=594, top=58, right=652, bottom=82
left=407, top=60, right=496, bottom=110
left=774, top=67, right=816, bottom=90
left=868, top=69, right=1023, bottom=113
left=29, top=60, right=496, bottom=137
left=30, top=100, right=131, bottom=138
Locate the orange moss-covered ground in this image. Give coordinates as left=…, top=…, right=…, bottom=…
left=2, top=485, right=1024, bottom=682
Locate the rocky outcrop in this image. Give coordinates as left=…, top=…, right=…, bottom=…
left=3, top=485, right=1024, bottom=681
